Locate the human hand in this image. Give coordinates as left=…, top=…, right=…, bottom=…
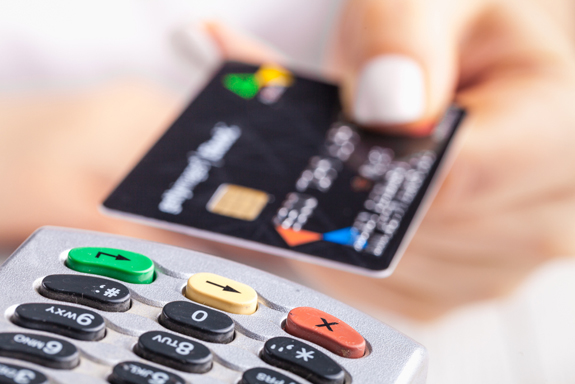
left=296, top=0, right=575, bottom=319
left=200, top=0, right=575, bottom=319
left=0, top=82, right=203, bottom=251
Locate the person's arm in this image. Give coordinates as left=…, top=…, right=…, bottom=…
left=532, top=0, right=575, bottom=44
left=0, top=82, right=195, bottom=250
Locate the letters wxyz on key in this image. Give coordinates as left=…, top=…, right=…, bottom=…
left=12, top=303, right=106, bottom=341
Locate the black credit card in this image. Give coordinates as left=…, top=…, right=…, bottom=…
left=103, top=62, right=464, bottom=276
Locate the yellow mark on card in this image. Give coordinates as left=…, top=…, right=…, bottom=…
left=255, top=64, right=293, bottom=87
left=207, top=184, right=269, bottom=221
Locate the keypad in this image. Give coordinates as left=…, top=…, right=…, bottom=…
left=0, top=333, right=79, bottom=369
left=134, top=331, right=212, bottom=373
left=0, top=362, right=48, bottom=384
left=108, top=361, right=185, bottom=384
left=262, top=337, right=345, bottom=384
left=159, top=301, right=235, bottom=343
left=0, top=228, right=428, bottom=383
left=12, top=303, right=106, bottom=341
left=39, top=274, right=130, bottom=312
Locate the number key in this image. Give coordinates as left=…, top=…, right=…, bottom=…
left=109, top=361, right=184, bottom=384
left=159, top=301, right=234, bottom=343
left=12, top=303, right=105, bottom=341
left=0, top=362, right=49, bottom=384
left=0, top=333, right=79, bottom=369
left=134, top=331, right=212, bottom=373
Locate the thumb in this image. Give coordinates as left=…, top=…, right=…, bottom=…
left=331, top=0, right=471, bottom=135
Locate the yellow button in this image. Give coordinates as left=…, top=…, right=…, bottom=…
left=185, top=273, right=258, bottom=315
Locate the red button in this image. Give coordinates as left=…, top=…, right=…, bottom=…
left=285, top=307, right=366, bottom=358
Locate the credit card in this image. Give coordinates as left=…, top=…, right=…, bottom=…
left=103, top=61, right=465, bottom=276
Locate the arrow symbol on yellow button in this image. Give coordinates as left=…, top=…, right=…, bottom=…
left=206, top=281, right=241, bottom=293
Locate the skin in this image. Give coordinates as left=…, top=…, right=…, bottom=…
left=1, top=0, right=575, bottom=319
left=0, top=82, right=198, bottom=250
left=296, top=0, right=575, bottom=318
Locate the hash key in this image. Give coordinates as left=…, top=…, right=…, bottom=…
left=39, top=274, right=130, bottom=312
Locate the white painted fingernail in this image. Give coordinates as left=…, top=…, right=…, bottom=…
left=354, top=55, right=425, bottom=125
left=173, top=24, right=221, bottom=68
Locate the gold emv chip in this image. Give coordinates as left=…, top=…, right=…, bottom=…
left=207, top=184, right=269, bottom=221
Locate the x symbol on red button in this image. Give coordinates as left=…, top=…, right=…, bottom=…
left=316, top=317, right=339, bottom=332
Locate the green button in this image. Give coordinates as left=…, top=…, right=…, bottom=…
left=66, top=247, right=154, bottom=284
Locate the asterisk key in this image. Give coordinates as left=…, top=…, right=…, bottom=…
left=295, top=348, right=314, bottom=362
left=104, top=288, right=121, bottom=297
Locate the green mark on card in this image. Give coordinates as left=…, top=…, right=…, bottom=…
left=223, top=73, right=260, bottom=99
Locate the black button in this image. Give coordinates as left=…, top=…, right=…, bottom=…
left=39, top=274, right=130, bottom=312
left=12, top=303, right=106, bottom=341
left=261, top=337, right=345, bottom=384
left=241, top=367, right=302, bottom=384
left=0, top=361, right=49, bottom=384
left=108, top=361, right=185, bottom=384
left=159, top=301, right=234, bottom=343
left=134, top=331, right=212, bottom=373
left=0, top=333, right=79, bottom=370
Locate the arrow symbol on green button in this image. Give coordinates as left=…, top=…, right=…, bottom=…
left=95, top=252, right=131, bottom=261
left=206, top=281, right=241, bottom=294
left=67, top=247, right=154, bottom=284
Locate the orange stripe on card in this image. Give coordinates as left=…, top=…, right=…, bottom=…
left=275, top=226, right=322, bottom=247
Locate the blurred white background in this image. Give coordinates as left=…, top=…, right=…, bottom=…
left=0, top=0, right=342, bottom=95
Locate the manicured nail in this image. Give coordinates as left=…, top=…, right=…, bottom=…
left=174, top=24, right=221, bottom=68
left=354, top=55, right=425, bottom=125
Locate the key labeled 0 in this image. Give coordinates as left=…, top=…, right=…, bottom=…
left=159, top=301, right=235, bottom=343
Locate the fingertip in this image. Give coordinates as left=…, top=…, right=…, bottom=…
left=201, top=20, right=285, bottom=65
left=361, top=120, right=436, bottom=137
left=353, top=55, right=426, bottom=127
left=173, top=22, right=222, bottom=68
